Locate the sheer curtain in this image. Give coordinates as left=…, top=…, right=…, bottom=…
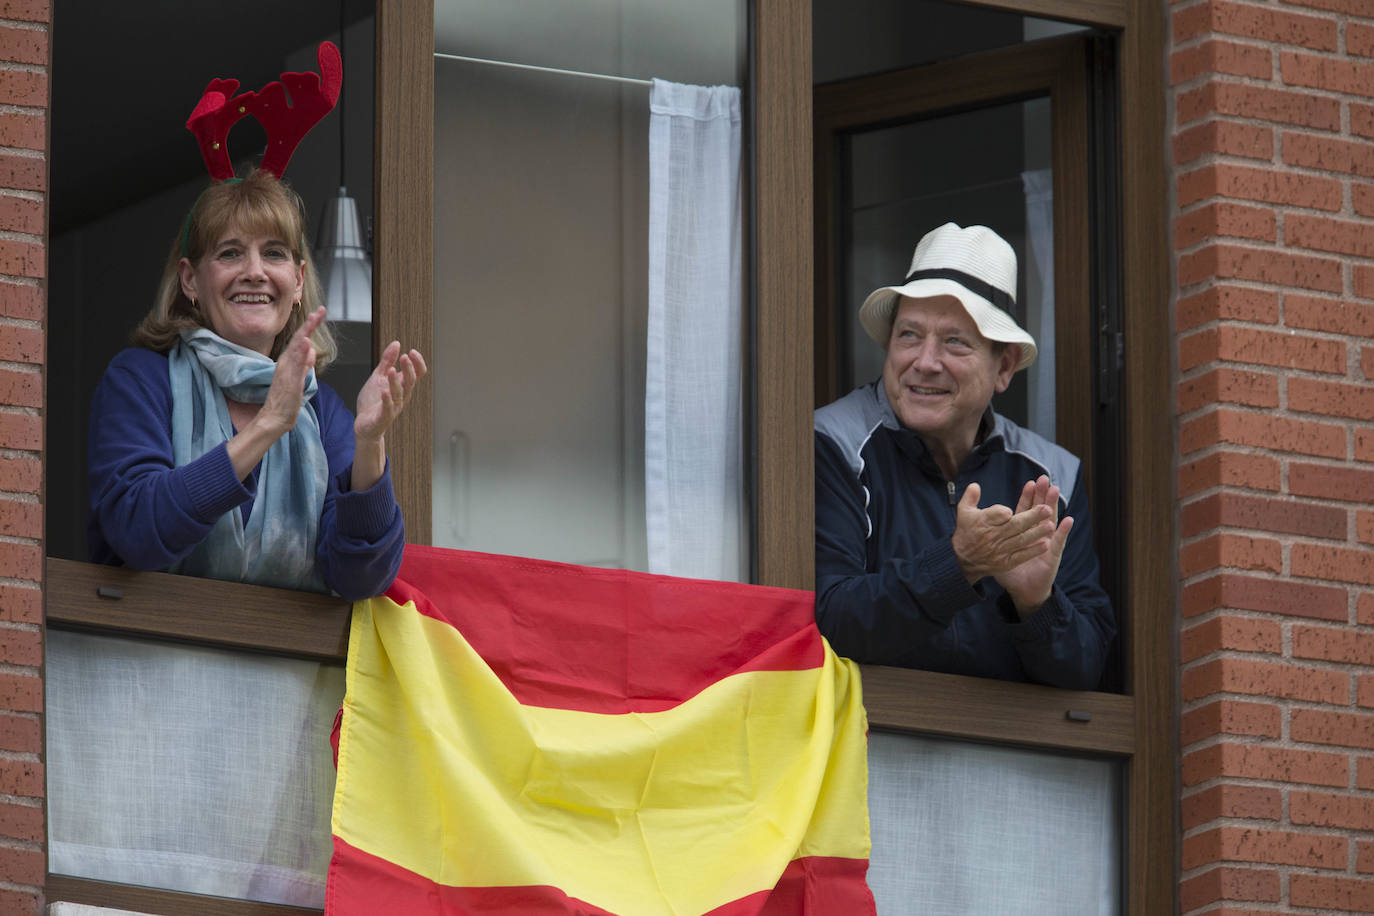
left=866, top=732, right=1119, bottom=915
left=46, top=630, right=342, bottom=908
left=644, top=79, right=745, bottom=582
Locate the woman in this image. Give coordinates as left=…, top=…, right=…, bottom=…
left=87, top=169, right=426, bottom=600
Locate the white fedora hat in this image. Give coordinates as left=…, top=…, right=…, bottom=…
left=858, top=223, right=1037, bottom=371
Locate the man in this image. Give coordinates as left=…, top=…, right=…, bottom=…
left=814, top=223, right=1115, bottom=689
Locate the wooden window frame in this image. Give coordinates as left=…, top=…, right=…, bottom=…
left=45, top=0, right=1169, bottom=912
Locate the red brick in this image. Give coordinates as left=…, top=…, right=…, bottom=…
left=0, top=887, right=37, bottom=916
left=1177, top=285, right=1280, bottom=330
left=0, top=846, right=44, bottom=889
left=1174, top=120, right=1276, bottom=166
left=1179, top=163, right=1342, bottom=210
left=1226, top=325, right=1343, bottom=371
left=0, top=541, right=38, bottom=580
left=0, top=758, right=41, bottom=798
left=1365, top=511, right=1374, bottom=543
left=1173, top=0, right=1339, bottom=50
left=1179, top=452, right=1282, bottom=496
left=1365, top=347, right=1374, bottom=380
left=1177, top=243, right=1343, bottom=292
left=1179, top=367, right=1279, bottom=414
left=1183, top=656, right=1347, bottom=703
left=0, top=627, right=38, bottom=668
left=1363, top=757, right=1374, bottom=789
left=1360, top=429, right=1374, bottom=463
left=1358, top=183, right=1374, bottom=219
left=1286, top=293, right=1374, bottom=335
left=1361, top=674, right=1374, bottom=708
left=0, top=324, right=40, bottom=363
left=1288, top=213, right=1374, bottom=259
left=1182, top=784, right=1283, bottom=830
left=1295, top=625, right=1374, bottom=665
left=1180, top=697, right=1282, bottom=744
left=1287, top=0, right=1374, bottom=14
left=0, top=0, right=48, bottom=23
left=1180, top=867, right=1281, bottom=911
left=0, top=282, right=39, bottom=321
left=1291, top=463, right=1374, bottom=502
left=0, top=70, right=45, bottom=109
left=1360, top=264, right=1374, bottom=300
left=1291, top=379, right=1374, bottom=421
left=1282, top=51, right=1374, bottom=99
left=0, top=239, right=42, bottom=278
left=1293, top=542, right=1374, bottom=586
left=1362, top=594, right=1374, bottom=625
left=0, top=673, right=39, bottom=713
left=1180, top=326, right=1345, bottom=374
left=1290, top=874, right=1374, bottom=912
left=0, top=195, right=40, bottom=236
left=1175, top=201, right=1277, bottom=249
left=1293, top=709, right=1374, bottom=751
left=0, top=368, right=38, bottom=409
left=0, top=584, right=39, bottom=624
left=0, top=27, right=45, bottom=66
left=1361, top=841, right=1374, bottom=873
left=1180, top=409, right=1345, bottom=457
left=0, top=800, right=40, bottom=844
left=1353, top=22, right=1374, bottom=59
left=0, top=502, right=38, bottom=540
left=1177, top=81, right=1342, bottom=130
left=0, top=154, right=43, bottom=193
left=1181, top=617, right=1283, bottom=662
left=1181, top=532, right=1282, bottom=576
left=0, top=713, right=38, bottom=755
left=1182, top=826, right=1346, bottom=870
left=1180, top=491, right=1345, bottom=539
left=0, top=412, right=38, bottom=452
left=0, top=457, right=38, bottom=494
left=1182, top=572, right=1348, bottom=619
left=1284, top=131, right=1374, bottom=178
left=1173, top=39, right=1273, bottom=84
left=1359, top=104, right=1374, bottom=141
left=0, top=112, right=42, bottom=153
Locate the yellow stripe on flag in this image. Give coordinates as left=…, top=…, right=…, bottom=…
left=333, top=594, right=869, bottom=916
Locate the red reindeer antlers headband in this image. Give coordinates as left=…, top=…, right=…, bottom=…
left=186, top=41, right=343, bottom=181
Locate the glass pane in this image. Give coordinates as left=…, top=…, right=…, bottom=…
left=46, top=631, right=343, bottom=907
left=844, top=97, right=1055, bottom=440
left=432, top=1, right=749, bottom=577
left=814, top=0, right=1088, bottom=84
left=867, top=732, right=1121, bottom=915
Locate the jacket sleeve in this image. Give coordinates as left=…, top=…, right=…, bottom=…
left=813, top=430, right=984, bottom=665
left=311, top=384, right=406, bottom=601
left=87, top=350, right=253, bottom=569
left=1002, top=473, right=1117, bottom=690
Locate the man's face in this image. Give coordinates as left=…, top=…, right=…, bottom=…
left=881, top=295, right=1018, bottom=456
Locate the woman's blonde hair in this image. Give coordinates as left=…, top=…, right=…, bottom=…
left=133, top=169, right=338, bottom=369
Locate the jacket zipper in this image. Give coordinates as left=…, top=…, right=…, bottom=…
left=947, top=479, right=956, bottom=506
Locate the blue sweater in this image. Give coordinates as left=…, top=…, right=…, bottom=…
left=88, top=347, right=405, bottom=601
left=814, top=382, right=1116, bottom=690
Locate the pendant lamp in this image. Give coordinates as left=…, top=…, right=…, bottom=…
left=316, top=186, right=372, bottom=322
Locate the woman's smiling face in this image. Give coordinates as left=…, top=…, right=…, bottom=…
left=178, top=227, right=305, bottom=356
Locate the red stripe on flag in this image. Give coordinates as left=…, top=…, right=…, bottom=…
left=386, top=546, right=825, bottom=713
left=326, top=836, right=871, bottom=916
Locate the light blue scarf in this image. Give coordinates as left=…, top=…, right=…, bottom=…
left=168, top=328, right=330, bottom=592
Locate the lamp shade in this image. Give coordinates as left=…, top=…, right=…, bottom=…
left=315, top=186, right=373, bottom=322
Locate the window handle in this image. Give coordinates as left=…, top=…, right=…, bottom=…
left=96, top=585, right=123, bottom=600
left=1065, top=709, right=1092, bottom=723
left=449, top=430, right=469, bottom=543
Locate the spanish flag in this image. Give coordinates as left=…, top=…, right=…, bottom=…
left=327, top=546, right=873, bottom=915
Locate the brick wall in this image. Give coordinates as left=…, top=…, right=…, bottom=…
left=0, top=1, right=45, bottom=914
left=1172, top=0, right=1374, bottom=912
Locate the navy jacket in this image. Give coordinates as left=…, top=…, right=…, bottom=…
left=814, top=382, right=1115, bottom=689
left=88, top=347, right=405, bottom=601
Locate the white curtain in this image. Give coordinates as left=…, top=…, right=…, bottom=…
left=867, top=732, right=1119, bottom=915
left=1021, top=168, right=1056, bottom=439
left=45, top=630, right=342, bottom=908
left=645, top=79, right=745, bottom=582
